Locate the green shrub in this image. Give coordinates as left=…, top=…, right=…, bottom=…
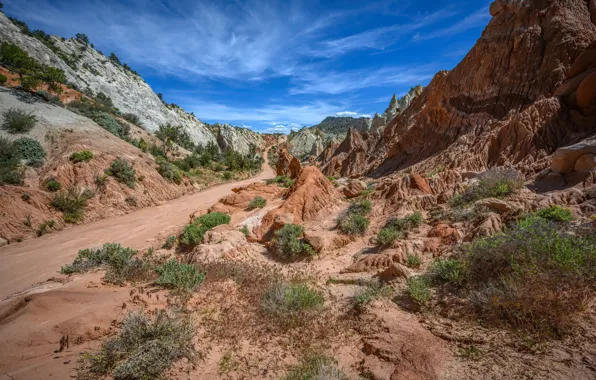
left=13, top=137, right=45, bottom=161
left=162, top=235, right=176, bottom=249
left=338, top=214, right=370, bottom=235
left=1, top=108, right=37, bottom=133
left=375, top=226, right=403, bottom=246
left=247, top=196, right=267, bottom=210
left=347, top=198, right=372, bottom=216
left=451, top=168, right=524, bottom=207
left=388, top=211, right=423, bottom=231
left=353, top=282, right=393, bottom=308
left=70, top=150, right=93, bottom=163
left=179, top=212, right=230, bottom=248
left=431, top=258, right=465, bottom=284
left=240, top=225, right=250, bottom=237
left=461, top=218, right=596, bottom=335
left=51, top=187, right=94, bottom=223
left=0, top=137, right=23, bottom=185
left=214, top=163, right=225, bottom=172
left=222, top=171, right=232, bottom=180
left=122, top=113, right=141, bottom=126
left=155, top=259, right=205, bottom=297
left=105, top=159, right=136, bottom=188
left=406, top=254, right=422, bottom=268
left=91, top=111, right=130, bottom=139
left=46, top=179, right=61, bottom=192
left=76, top=310, right=196, bottom=380
left=60, top=242, right=149, bottom=284
left=535, top=205, right=574, bottom=222
left=266, top=175, right=294, bottom=188
left=272, top=224, right=315, bottom=259
left=284, top=355, right=346, bottom=380
left=0, top=73, right=7, bottom=84
left=94, top=174, right=108, bottom=190
left=261, top=282, right=324, bottom=319
left=156, top=157, right=182, bottom=184
left=406, top=276, right=431, bottom=305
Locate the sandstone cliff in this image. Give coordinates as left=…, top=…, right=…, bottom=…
left=286, top=127, right=325, bottom=159
left=321, top=0, right=596, bottom=181
left=214, top=123, right=265, bottom=155
left=0, top=12, right=217, bottom=148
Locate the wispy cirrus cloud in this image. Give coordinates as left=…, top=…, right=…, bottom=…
left=412, top=5, right=491, bottom=42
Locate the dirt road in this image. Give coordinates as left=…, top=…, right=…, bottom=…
left=0, top=164, right=275, bottom=300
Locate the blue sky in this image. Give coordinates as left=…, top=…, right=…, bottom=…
left=2, top=0, right=491, bottom=133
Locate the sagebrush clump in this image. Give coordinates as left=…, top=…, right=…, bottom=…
left=76, top=310, right=196, bottom=380
left=0, top=137, right=24, bottom=185
left=179, top=212, right=230, bottom=248
left=247, top=196, right=267, bottom=210
left=155, top=259, right=205, bottom=297
left=156, top=156, right=183, bottom=184
left=451, top=167, right=524, bottom=207
left=70, top=150, right=93, bottom=163
left=13, top=137, right=45, bottom=162
left=338, top=199, right=372, bottom=235
left=261, top=282, right=324, bottom=319
left=105, top=159, right=136, bottom=188
left=266, top=175, right=294, bottom=188
left=51, top=187, right=94, bottom=223
left=1, top=108, right=37, bottom=133
left=284, top=355, right=346, bottom=380
left=272, top=224, right=315, bottom=260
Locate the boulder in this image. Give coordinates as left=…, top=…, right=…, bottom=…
left=574, top=153, right=596, bottom=172
left=0, top=238, right=7, bottom=248
left=187, top=225, right=247, bottom=263
left=465, top=213, right=502, bottom=241
left=276, top=147, right=293, bottom=177
left=343, top=251, right=406, bottom=273
left=343, top=179, right=367, bottom=198
left=378, top=263, right=412, bottom=282
left=476, top=198, right=522, bottom=215
left=427, top=224, right=461, bottom=244
left=273, top=213, right=294, bottom=230
left=551, top=140, right=596, bottom=174
left=410, top=174, right=432, bottom=195
left=209, top=182, right=283, bottom=214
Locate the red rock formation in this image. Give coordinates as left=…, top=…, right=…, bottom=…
left=289, top=156, right=302, bottom=179
left=276, top=147, right=302, bottom=179
left=209, top=182, right=284, bottom=214
left=256, top=166, right=344, bottom=240
left=320, top=0, right=596, bottom=179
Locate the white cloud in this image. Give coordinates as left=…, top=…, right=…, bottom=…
left=336, top=111, right=371, bottom=118
left=413, top=6, right=490, bottom=42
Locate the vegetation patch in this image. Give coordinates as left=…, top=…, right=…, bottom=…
left=266, top=175, right=294, bottom=188
left=338, top=199, right=372, bottom=235
left=76, top=310, right=197, bottom=380
left=13, top=137, right=45, bottom=163
left=0, top=137, right=24, bottom=185
left=105, top=159, right=137, bottom=188
left=272, top=224, right=315, bottom=260
left=162, top=235, right=177, bottom=249
left=155, top=259, right=205, bottom=298
left=1, top=108, right=37, bottom=134
left=61, top=242, right=151, bottom=284
left=451, top=167, right=524, bottom=207
left=247, top=196, right=267, bottom=210
left=51, top=187, right=94, bottom=223
left=70, top=150, right=93, bottom=163
left=156, top=156, right=183, bottom=184
left=454, top=217, right=596, bottom=336
left=261, top=282, right=324, bottom=320
left=179, top=212, right=230, bottom=248
left=535, top=205, right=574, bottom=222
left=46, top=179, right=61, bottom=192
left=353, top=281, right=393, bottom=308
left=284, top=355, right=346, bottom=380
left=406, top=276, right=431, bottom=305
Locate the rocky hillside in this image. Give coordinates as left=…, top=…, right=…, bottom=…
left=0, top=11, right=217, bottom=148
left=322, top=0, right=596, bottom=183
left=311, top=116, right=372, bottom=138
left=371, top=86, right=424, bottom=132
left=213, top=123, right=265, bottom=156
left=286, top=127, right=325, bottom=159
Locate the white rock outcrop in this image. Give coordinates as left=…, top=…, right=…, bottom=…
left=0, top=12, right=217, bottom=147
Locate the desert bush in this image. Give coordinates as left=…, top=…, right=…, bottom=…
left=353, top=281, right=393, bottom=308
left=122, top=113, right=141, bottom=126
left=247, top=196, right=266, bottom=210
left=0, top=137, right=24, bottom=185
left=76, top=310, right=196, bottom=380
left=0, top=73, right=7, bottom=84
left=461, top=217, right=596, bottom=335
left=406, top=276, right=431, bottom=305
left=272, top=224, right=316, bottom=259
left=431, top=258, right=465, bottom=284
left=155, top=259, right=205, bottom=297
left=51, top=187, right=94, bottom=223
left=46, top=179, right=61, bottom=192
left=347, top=198, right=372, bottom=216
left=94, top=174, right=108, bottom=190
left=261, top=282, right=324, bottom=319
left=375, top=226, right=403, bottom=246
left=535, top=205, right=574, bottom=222
left=451, top=167, right=524, bottom=207
left=60, top=242, right=150, bottom=284
left=13, top=137, right=45, bottom=162
left=105, top=159, right=136, bottom=188
left=222, top=171, right=232, bottom=180
left=284, top=355, right=346, bottom=380
left=338, top=214, right=370, bottom=235
left=162, top=235, right=176, bottom=249
left=406, top=254, right=422, bottom=268
left=266, top=175, right=294, bottom=188
left=156, top=157, right=183, bottom=184
left=91, top=111, right=130, bottom=140
left=1, top=108, right=37, bottom=133
left=179, top=212, right=230, bottom=248
left=240, top=225, right=250, bottom=237
left=70, top=150, right=93, bottom=163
